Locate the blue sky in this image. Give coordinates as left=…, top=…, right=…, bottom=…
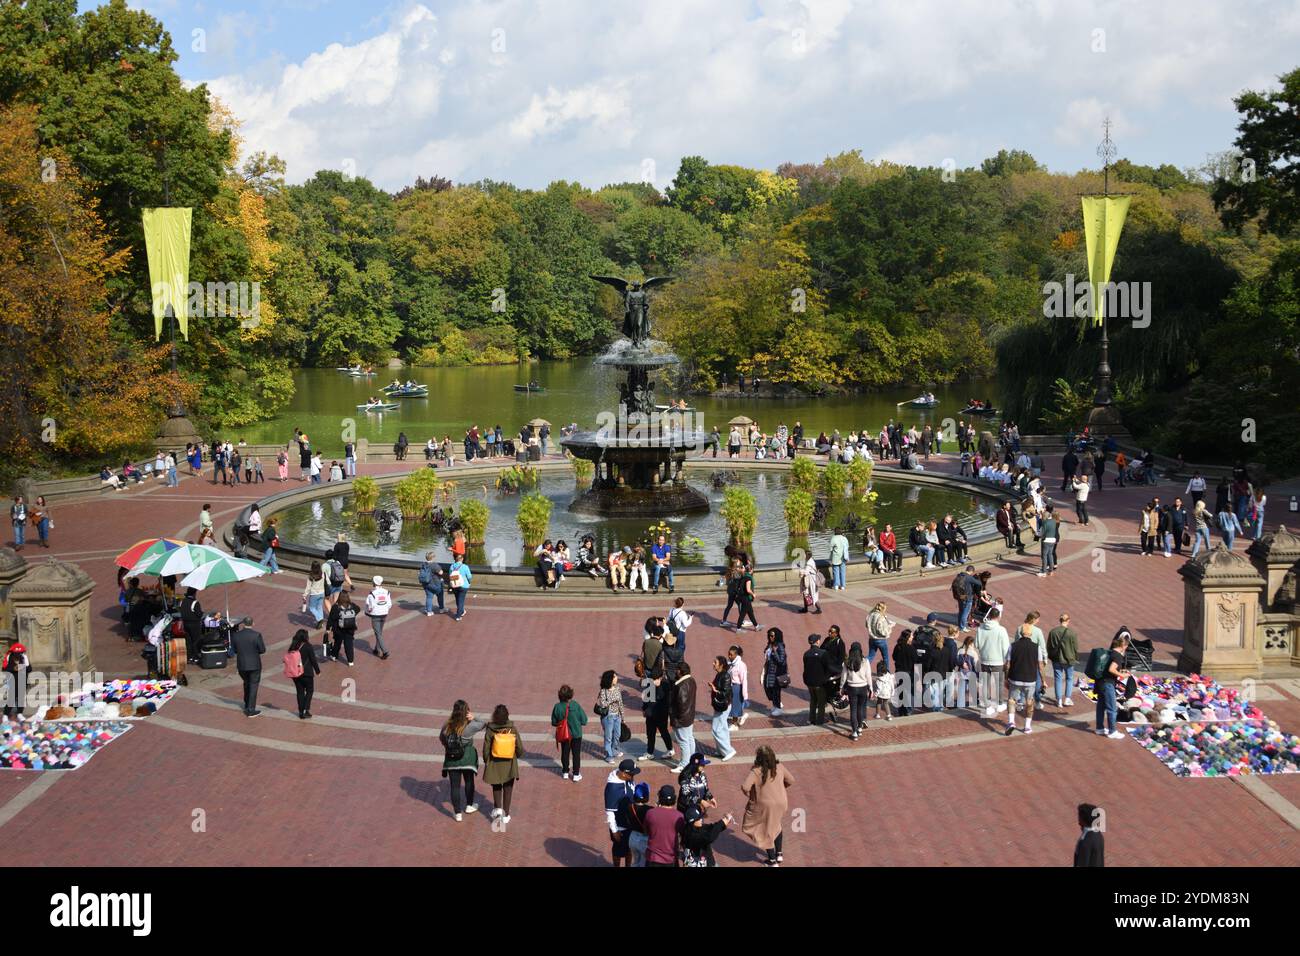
left=108, top=0, right=1300, bottom=191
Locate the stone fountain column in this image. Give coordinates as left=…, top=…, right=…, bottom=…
left=1177, top=546, right=1266, bottom=679
left=1246, top=525, right=1300, bottom=669
left=0, top=547, right=28, bottom=648
left=10, top=559, right=96, bottom=674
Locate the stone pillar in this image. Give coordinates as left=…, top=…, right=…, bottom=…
left=0, top=547, right=28, bottom=648
left=357, top=438, right=370, bottom=465
left=1177, top=546, right=1266, bottom=679
left=10, top=559, right=96, bottom=674
left=1246, top=525, right=1299, bottom=668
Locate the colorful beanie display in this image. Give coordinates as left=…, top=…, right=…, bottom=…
left=0, top=718, right=134, bottom=771
left=1128, top=719, right=1300, bottom=778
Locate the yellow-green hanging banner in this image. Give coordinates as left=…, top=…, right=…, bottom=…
left=1079, top=195, right=1130, bottom=326
left=142, top=207, right=193, bottom=340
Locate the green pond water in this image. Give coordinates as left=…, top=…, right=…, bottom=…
left=236, top=361, right=1005, bottom=455
left=272, top=467, right=1002, bottom=567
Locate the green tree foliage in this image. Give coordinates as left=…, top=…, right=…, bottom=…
left=1212, top=67, right=1300, bottom=234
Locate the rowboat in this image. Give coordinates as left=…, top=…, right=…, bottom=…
left=654, top=404, right=696, bottom=412
left=513, top=384, right=545, bottom=393
left=390, top=387, right=428, bottom=397
left=960, top=404, right=997, bottom=416
left=902, top=396, right=939, bottom=408
left=357, top=402, right=399, bottom=412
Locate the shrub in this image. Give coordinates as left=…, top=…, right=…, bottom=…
left=458, top=499, right=489, bottom=545
left=789, top=455, right=818, bottom=494
left=822, top=460, right=848, bottom=497
left=783, top=488, right=815, bottom=535
left=495, top=464, right=539, bottom=493
left=570, top=455, right=595, bottom=485
left=393, top=469, right=441, bottom=518
left=720, top=486, right=758, bottom=543
left=352, top=475, right=380, bottom=513
left=516, top=492, right=552, bottom=547
left=848, top=456, right=873, bottom=495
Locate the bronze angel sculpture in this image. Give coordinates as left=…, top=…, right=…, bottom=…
left=590, top=274, right=675, bottom=348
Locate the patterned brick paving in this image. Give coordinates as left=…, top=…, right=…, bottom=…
left=4, top=453, right=1299, bottom=866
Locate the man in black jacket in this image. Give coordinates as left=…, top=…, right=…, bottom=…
left=1061, top=448, right=1078, bottom=492
left=179, top=587, right=204, bottom=663
left=669, top=662, right=698, bottom=773
left=231, top=617, right=266, bottom=717
left=802, top=634, right=833, bottom=725
left=913, top=613, right=941, bottom=709
left=1169, top=496, right=1189, bottom=555
left=1074, top=803, right=1105, bottom=866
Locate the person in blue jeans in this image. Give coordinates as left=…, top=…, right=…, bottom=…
left=1038, top=508, right=1060, bottom=577
left=596, top=671, right=625, bottom=761
left=828, top=529, right=849, bottom=590
left=954, top=565, right=976, bottom=631
left=866, top=602, right=893, bottom=668
left=650, top=534, right=674, bottom=593
left=448, top=558, right=472, bottom=621
left=10, top=496, right=27, bottom=551
left=419, top=551, right=445, bottom=615
left=1216, top=508, right=1243, bottom=551
left=259, top=519, right=280, bottom=572
left=1095, top=632, right=1130, bottom=738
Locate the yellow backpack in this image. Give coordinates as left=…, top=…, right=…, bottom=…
left=490, top=727, right=516, bottom=760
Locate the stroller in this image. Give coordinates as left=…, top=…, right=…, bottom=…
left=1124, top=635, right=1155, bottom=672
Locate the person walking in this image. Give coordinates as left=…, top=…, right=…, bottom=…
left=636, top=655, right=674, bottom=765
left=419, top=551, right=445, bottom=616
left=708, top=655, right=737, bottom=760
left=326, top=588, right=359, bottom=665
left=975, top=607, right=1010, bottom=718
left=440, top=700, right=485, bottom=821
left=10, top=495, right=27, bottom=551
left=726, top=644, right=749, bottom=728
left=1139, top=502, right=1156, bottom=556
left=285, top=628, right=320, bottom=719
left=666, top=597, right=693, bottom=649
left=1216, top=503, right=1244, bottom=550
left=448, top=556, right=472, bottom=621
left=828, top=527, right=849, bottom=590
left=891, top=629, right=918, bottom=715
left=735, top=561, right=759, bottom=629
left=1191, top=500, right=1213, bottom=557
left=802, top=634, right=833, bottom=725
left=1037, top=507, right=1060, bottom=577
left=364, top=576, right=392, bottom=659
left=841, top=641, right=872, bottom=739
left=231, top=617, right=265, bottom=717
left=483, top=704, right=521, bottom=825
left=596, top=670, right=626, bottom=763
left=1095, top=632, right=1131, bottom=739
left=951, top=566, right=977, bottom=632
left=741, top=746, right=794, bottom=867
left=258, top=517, right=280, bottom=572
left=301, top=561, right=326, bottom=629
left=1046, top=613, right=1078, bottom=707
left=669, top=661, right=698, bottom=772
left=867, top=601, right=894, bottom=667
left=1250, top=488, right=1267, bottom=541
left=800, top=554, right=822, bottom=614
left=551, top=684, right=588, bottom=781
left=762, top=627, right=788, bottom=717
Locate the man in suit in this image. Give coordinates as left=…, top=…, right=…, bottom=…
left=232, top=617, right=266, bottom=717
left=802, top=635, right=833, bottom=726
left=1074, top=803, right=1105, bottom=867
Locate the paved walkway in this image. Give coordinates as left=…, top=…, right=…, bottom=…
left=3, top=452, right=1299, bottom=866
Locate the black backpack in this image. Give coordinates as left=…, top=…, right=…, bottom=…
left=442, top=729, right=466, bottom=762
left=950, top=574, right=967, bottom=601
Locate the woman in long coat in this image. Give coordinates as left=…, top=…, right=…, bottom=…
left=482, top=704, right=522, bottom=824
left=741, top=745, right=794, bottom=867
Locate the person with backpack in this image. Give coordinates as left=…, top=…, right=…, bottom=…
left=448, top=557, right=472, bottom=621
left=326, top=589, right=359, bottom=665
left=321, top=549, right=345, bottom=617
left=666, top=597, right=693, bottom=650
left=636, top=655, right=674, bottom=765
left=1090, top=631, right=1132, bottom=739
left=419, top=551, right=445, bottom=616
left=551, top=684, right=588, bottom=782
left=284, top=628, right=320, bottom=719
left=1046, top=613, right=1079, bottom=707
left=364, top=576, right=392, bottom=659
left=440, top=700, right=485, bottom=822
left=596, top=670, right=626, bottom=763
left=604, top=758, right=642, bottom=866
left=951, top=565, right=976, bottom=632
left=483, top=704, right=521, bottom=825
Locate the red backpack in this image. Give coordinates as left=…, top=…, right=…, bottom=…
left=282, top=649, right=303, bottom=679
left=554, top=702, right=571, bottom=743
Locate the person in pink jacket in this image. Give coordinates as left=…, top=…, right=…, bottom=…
left=726, top=644, right=749, bottom=728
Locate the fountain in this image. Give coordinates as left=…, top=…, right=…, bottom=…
left=561, top=275, right=710, bottom=516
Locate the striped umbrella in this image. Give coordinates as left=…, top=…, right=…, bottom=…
left=179, top=553, right=270, bottom=617
left=115, top=537, right=187, bottom=569
left=128, top=543, right=226, bottom=579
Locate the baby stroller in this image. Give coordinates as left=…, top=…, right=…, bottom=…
left=1124, top=635, right=1154, bottom=672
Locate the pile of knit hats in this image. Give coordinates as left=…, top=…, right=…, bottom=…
left=0, top=717, right=133, bottom=771
left=1076, top=673, right=1260, bottom=723
left=1128, top=720, right=1300, bottom=777
left=38, top=679, right=179, bottom=721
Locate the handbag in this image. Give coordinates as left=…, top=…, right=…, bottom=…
left=619, top=721, right=632, bottom=743
left=777, top=674, right=792, bottom=689
left=554, top=702, right=572, bottom=743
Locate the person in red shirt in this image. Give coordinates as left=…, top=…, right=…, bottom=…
left=644, top=785, right=685, bottom=867
left=878, top=524, right=900, bottom=572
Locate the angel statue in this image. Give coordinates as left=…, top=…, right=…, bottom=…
left=590, top=274, right=675, bottom=348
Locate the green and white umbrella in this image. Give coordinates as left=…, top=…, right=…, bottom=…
left=178, top=552, right=269, bottom=617
left=128, top=543, right=226, bottom=579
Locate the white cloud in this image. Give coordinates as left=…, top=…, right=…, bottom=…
left=204, top=0, right=1300, bottom=190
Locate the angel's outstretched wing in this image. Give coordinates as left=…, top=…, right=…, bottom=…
left=640, top=276, right=676, bottom=290
left=589, top=275, right=630, bottom=292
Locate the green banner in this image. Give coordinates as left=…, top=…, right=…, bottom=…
left=1080, top=195, right=1130, bottom=326
left=142, top=207, right=193, bottom=340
